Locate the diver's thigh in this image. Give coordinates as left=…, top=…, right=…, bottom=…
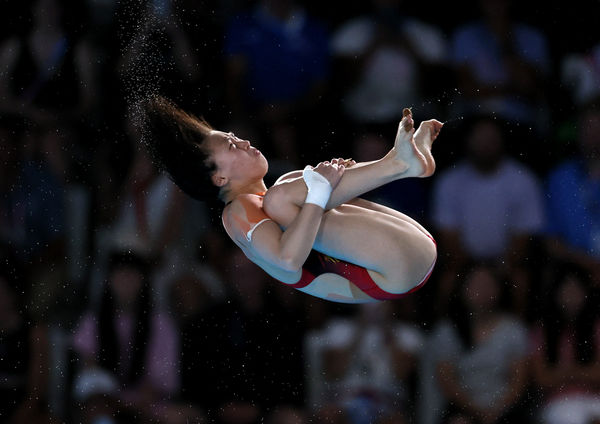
left=314, top=205, right=436, bottom=292
left=347, top=197, right=433, bottom=238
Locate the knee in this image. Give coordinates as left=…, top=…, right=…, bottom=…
left=383, top=238, right=436, bottom=295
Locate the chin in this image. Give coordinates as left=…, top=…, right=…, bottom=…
left=259, top=154, right=269, bottom=173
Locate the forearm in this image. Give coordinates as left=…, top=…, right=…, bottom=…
left=325, top=154, right=401, bottom=210
left=278, top=202, right=325, bottom=270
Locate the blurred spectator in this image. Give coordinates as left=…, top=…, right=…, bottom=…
left=419, top=263, right=529, bottom=424
left=0, top=120, right=79, bottom=420
left=561, top=43, right=600, bottom=107
left=111, top=146, right=185, bottom=258
left=90, top=145, right=187, bottom=304
left=169, top=272, right=221, bottom=413
left=431, top=116, right=545, bottom=316
left=450, top=0, right=550, bottom=133
left=545, top=102, right=600, bottom=287
left=306, top=302, right=423, bottom=424
left=0, top=120, right=23, bottom=252
left=72, top=249, right=199, bottom=423
left=0, top=0, right=94, bottom=126
left=0, top=122, right=66, bottom=271
left=330, top=0, right=447, bottom=125
left=0, top=264, right=58, bottom=424
left=189, top=248, right=307, bottom=423
left=266, top=406, right=307, bottom=424
left=224, top=0, right=330, bottom=166
left=530, top=263, right=600, bottom=424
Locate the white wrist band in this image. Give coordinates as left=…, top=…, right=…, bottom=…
left=302, top=165, right=332, bottom=209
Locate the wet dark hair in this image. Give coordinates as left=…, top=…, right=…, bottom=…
left=139, top=95, right=219, bottom=201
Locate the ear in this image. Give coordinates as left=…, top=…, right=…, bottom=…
left=211, top=173, right=228, bottom=187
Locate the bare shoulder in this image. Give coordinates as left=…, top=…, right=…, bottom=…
left=222, top=193, right=270, bottom=244
left=221, top=200, right=244, bottom=244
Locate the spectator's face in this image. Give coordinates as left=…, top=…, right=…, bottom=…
left=556, top=275, right=586, bottom=319
left=109, top=266, right=144, bottom=307
left=172, top=276, right=207, bottom=318
left=33, top=0, right=61, bottom=26
left=131, top=150, right=156, bottom=183
left=578, top=110, right=600, bottom=160
left=467, top=120, right=504, bottom=172
left=463, top=267, right=500, bottom=313
left=479, top=0, right=510, bottom=20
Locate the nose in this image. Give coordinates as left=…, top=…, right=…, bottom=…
left=236, top=139, right=250, bottom=149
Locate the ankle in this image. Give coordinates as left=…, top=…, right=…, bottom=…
left=384, top=149, right=410, bottom=177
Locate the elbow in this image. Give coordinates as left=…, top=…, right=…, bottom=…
left=280, top=254, right=302, bottom=273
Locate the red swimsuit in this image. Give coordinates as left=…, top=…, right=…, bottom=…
left=290, top=237, right=436, bottom=301
left=223, top=193, right=436, bottom=301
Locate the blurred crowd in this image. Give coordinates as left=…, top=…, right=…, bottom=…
left=0, top=0, right=599, bottom=423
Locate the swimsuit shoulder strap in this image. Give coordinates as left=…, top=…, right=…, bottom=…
left=222, top=193, right=273, bottom=243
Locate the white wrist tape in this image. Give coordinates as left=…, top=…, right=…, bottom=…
left=302, top=165, right=332, bottom=209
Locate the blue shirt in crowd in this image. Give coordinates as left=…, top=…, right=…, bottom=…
left=546, top=159, right=600, bottom=258
left=224, top=6, right=330, bottom=105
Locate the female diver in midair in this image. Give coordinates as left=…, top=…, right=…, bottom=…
left=142, top=99, right=443, bottom=303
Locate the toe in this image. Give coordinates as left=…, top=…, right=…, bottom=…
left=402, top=116, right=414, bottom=132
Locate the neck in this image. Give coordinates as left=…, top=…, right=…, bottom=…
left=224, top=179, right=268, bottom=203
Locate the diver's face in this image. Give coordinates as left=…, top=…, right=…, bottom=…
left=203, top=130, right=268, bottom=186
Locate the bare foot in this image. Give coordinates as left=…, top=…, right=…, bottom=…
left=413, top=117, right=443, bottom=177
left=392, top=108, right=428, bottom=177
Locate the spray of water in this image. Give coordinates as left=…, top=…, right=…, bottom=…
left=119, top=1, right=181, bottom=142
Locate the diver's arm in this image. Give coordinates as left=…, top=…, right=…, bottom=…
left=249, top=202, right=325, bottom=272
left=237, top=162, right=344, bottom=273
